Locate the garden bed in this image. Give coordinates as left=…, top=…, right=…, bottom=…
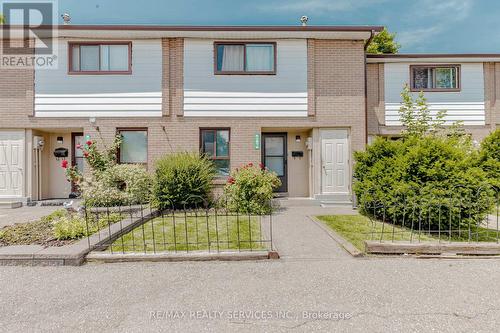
left=0, top=209, right=123, bottom=248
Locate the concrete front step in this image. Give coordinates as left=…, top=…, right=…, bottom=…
left=314, top=193, right=352, bottom=202
left=274, top=198, right=322, bottom=207
left=0, top=201, right=23, bottom=209
left=320, top=201, right=353, bottom=208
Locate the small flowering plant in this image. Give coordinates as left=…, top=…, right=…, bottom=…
left=81, top=135, right=122, bottom=174
left=60, top=135, right=122, bottom=188
left=223, top=162, right=281, bottom=214
left=61, top=159, right=83, bottom=184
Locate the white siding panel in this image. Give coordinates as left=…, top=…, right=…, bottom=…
left=184, top=39, right=308, bottom=117
left=35, top=39, right=162, bottom=118
left=384, top=63, right=485, bottom=126
left=183, top=111, right=306, bottom=117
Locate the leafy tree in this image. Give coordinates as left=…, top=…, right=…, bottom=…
left=366, top=27, right=400, bottom=54
left=0, top=14, right=4, bottom=24
left=399, top=84, right=447, bottom=137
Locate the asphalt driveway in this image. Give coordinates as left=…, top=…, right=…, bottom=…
left=1, top=205, right=500, bottom=332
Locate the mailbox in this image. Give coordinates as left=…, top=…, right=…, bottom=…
left=53, top=148, right=69, bottom=158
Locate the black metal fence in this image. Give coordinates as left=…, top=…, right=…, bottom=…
left=362, top=189, right=500, bottom=244
left=84, top=197, right=275, bottom=254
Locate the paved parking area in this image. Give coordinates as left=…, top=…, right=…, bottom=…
left=1, top=205, right=500, bottom=332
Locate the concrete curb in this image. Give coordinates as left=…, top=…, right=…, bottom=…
left=365, top=241, right=500, bottom=256
left=307, top=215, right=364, bottom=257
left=86, top=250, right=276, bottom=263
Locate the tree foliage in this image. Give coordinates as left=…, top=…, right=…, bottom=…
left=399, top=84, right=447, bottom=137
left=366, top=27, right=400, bottom=54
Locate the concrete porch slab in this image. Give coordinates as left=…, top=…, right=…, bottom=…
left=0, top=201, right=23, bottom=209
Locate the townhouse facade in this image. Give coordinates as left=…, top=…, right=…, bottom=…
left=367, top=54, right=500, bottom=141
left=0, top=25, right=499, bottom=205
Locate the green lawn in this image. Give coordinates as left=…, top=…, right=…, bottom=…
left=110, top=214, right=267, bottom=253
left=317, top=214, right=500, bottom=252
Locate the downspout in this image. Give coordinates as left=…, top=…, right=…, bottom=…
left=363, top=30, right=376, bottom=145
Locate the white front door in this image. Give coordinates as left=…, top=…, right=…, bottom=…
left=0, top=131, right=24, bottom=197
left=321, top=129, right=349, bottom=194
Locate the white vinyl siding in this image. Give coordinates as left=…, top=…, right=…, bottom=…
left=34, top=39, right=162, bottom=118
left=184, top=39, right=307, bottom=117
left=384, top=63, right=485, bottom=126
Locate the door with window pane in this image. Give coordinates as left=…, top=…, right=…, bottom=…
left=71, top=133, right=84, bottom=192
left=262, top=133, right=287, bottom=193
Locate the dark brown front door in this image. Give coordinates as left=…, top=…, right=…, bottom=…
left=262, top=133, right=287, bottom=193
left=71, top=133, right=84, bottom=192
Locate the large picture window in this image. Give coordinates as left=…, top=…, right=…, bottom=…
left=118, top=129, right=148, bottom=164
left=200, top=129, right=230, bottom=176
left=215, top=42, right=276, bottom=74
left=410, top=65, right=460, bottom=91
left=69, top=42, right=132, bottom=74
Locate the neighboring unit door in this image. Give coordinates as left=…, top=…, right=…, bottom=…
left=0, top=131, right=24, bottom=197
left=262, top=133, right=287, bottom=193
left=321, top=130, right=349, bottom=194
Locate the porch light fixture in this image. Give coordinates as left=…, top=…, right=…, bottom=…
left=306, top=137, right=313, bottom=150
left=295, top=135, right=301, bottom=143
left=89, top=117, right=99, bottom=132
left=57, top=136, right=63, bottom=144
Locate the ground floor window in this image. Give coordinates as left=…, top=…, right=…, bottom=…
left=117, top=128, right=148, bottom=164
left=200, top=128, right=230, bottom=176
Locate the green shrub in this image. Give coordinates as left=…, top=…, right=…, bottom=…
left=153, top=152, right=216, bottom=209
left=82, top=164, right=152, bottom=207
left=479, top=129, right=500, bottom=189
left=53, top=212, right=122, bottom=240
left=53, top=214, right=88, bottom=240
left=224, top=163, right=281, bottom=215
left=354, top=135, right=494, bottom=229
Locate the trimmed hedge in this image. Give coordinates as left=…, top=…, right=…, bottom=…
left=354, top=135, right=494, bottom=229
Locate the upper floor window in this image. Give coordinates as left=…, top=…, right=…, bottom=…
left=69, top=42, right=132, bottom=74
left=410, top=65, right=460, bottom=92
left=215, top=42, right=276, bottom=75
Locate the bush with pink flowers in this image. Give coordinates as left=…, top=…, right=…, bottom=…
left=60, top=135, right=152, bottom=206
left=224, top=163, right=281, bottom=214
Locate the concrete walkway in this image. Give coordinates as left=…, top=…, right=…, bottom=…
left=0, top=205, right=62, bottom=229
left=272, top=205, right=358, bottom=259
